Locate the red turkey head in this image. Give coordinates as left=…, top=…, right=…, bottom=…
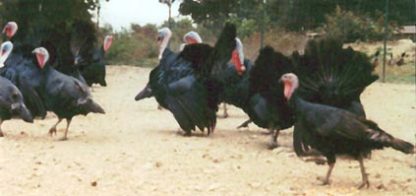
left=0, top=41, right=13, bottom=68
left=280, top=73, right=299, bottom=100
left=103, top=35, right=113, bottom=53
left=32, top=47, right=49, bottom=69
left=2, top=21, right=18, bottom=39
left=157, top=27, right=172, bottom=59
left=231, top=38, right=246, bottom=75
left=183, top=31, right=203, bottom=45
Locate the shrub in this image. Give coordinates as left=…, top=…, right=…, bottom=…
left=322, top=6, right=392, bottom=43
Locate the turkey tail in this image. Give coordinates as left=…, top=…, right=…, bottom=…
left=389, top=138, right=414, bottom=154
left=208, top=23, right=237, bottom=79
left=292, top=38, right=379, bottom=107
left=70, top=20, right=97, bottom=58
left=180, top=23, right=236, bottom=79
left=250, top=46, right=293, bottom=98
left=362, top=119, right=414, bottom=154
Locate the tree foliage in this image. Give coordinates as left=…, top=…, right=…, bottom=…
left=0, top=0, right=102, bottom=65
left=180, top=0, right=415, bottom=32
left=322, top=6, right=388, bottom=43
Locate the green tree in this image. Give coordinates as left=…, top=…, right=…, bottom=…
left=180, top=0, right=415, bottom=32
left=0, top=0, right=104, bottom=65
left=179, top=0, right=269, bottom=37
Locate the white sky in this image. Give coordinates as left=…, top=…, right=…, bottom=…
left=100, top=0, right=182, bottom=30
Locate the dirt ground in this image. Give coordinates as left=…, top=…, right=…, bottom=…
left=1, top=66, right=415, bottom=196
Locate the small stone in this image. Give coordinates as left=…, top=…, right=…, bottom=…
left=155, top=161, right=162, bottom=168
left=376, top=184, right=386, bottom=190
left=374, top=173, right=381, bottom=178
left=91, top=181, right=97, bottom=187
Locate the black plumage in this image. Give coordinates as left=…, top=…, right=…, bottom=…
left=1, top=47, right=47, bottom=119
left=136, top=23, right=236, bottom=135
left=33, top=47, right=105, bottom=140
left=291, top=38, right=378, bottom=117
left=0, top=40, right=33, bottom=136
left=0, top=75, right=33, bottom=137
left=239, top=39, right=378, bottom=148
left=219, top=59, right=253, bottom=110
left=281, top=73, right=414, bottom=188
left=243, top=46, right=295, bottom=148
left=135, top=46, right=178, bottom=101
left=71, top=21, right=111, bottom=86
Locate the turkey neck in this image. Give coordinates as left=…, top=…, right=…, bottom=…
left=287, top=91, right=306, bottom=115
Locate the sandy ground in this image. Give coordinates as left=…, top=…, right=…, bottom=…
left=0, top=66, right=415, bottom=196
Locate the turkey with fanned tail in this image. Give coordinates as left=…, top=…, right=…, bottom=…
left=280, top=72, right=414, bottom=189
left=243, top=38, right=378, bottom=148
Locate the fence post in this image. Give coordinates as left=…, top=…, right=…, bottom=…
left=382, top=0, right=389, bottom=83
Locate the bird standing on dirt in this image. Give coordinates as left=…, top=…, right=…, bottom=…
left=135, top=23, right=237, bottom=136
left=135, top=29, right=203, bottom=101
left=280, top=73, right=414, bottom=188
left=241, top=38, right=378, bottom=149
left=32, top=47, right=105, bottom=140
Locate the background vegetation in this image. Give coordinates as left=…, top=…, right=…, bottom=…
left=0, top=0, right=414, bottom=83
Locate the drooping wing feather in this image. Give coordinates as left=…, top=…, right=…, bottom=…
left=19, top=77, right=47, bottom=118
left=1, top=57, right=47, bottom=119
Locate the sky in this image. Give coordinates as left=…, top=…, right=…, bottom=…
left=100, top=0, right=182, bottom=30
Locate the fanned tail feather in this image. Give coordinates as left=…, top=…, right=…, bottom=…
left=292, top=38, right=379, bottom=107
